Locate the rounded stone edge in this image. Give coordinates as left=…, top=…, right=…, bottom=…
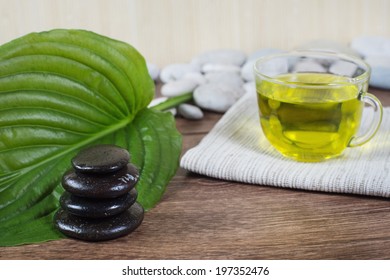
left=61, top=163, right=140, bottom=199
left=71, top=144, right=130, bottom=174
left=59, top=188, right=138, bottom=218
left=53, top=202, right=144, bottom=242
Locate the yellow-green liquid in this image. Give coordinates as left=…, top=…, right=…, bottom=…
left=257, top=73, right=363, bottom=162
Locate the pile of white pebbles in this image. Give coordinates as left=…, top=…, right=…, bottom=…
left=147, top=37, right=390, bottom=120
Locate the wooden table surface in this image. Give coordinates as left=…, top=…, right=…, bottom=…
left=1, top=88, right=390, bottom=260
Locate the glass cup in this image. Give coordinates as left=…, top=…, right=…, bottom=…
left=253, top=51, right=383, bottom=162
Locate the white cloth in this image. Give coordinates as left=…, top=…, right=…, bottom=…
left=181, top=92, right=390, bottom=197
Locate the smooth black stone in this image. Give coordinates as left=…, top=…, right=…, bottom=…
left=72, top=144, right=130, bottom=174
left=62, top=163, right=139, bottom=198
left=54, top=202, right=144, bottom=242
left=60, top=188, right=138, bottom=218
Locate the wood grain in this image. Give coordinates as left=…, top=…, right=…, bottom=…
left=1, top=0, right=390, bottom=66
left=1, top=88, right=389, bottom=260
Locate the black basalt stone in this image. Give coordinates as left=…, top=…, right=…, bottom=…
left=54, top=202, right=144, bottom=241
left=62, top=163, right=139, bottom=198
left=60, top=188, right=138, bottom=218
left=72, top=144, right=130, bottom=174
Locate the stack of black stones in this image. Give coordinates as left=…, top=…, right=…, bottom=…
left=54, top=144, right=144, bottom=241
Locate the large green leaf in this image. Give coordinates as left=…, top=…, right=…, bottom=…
left=0, top=108, right=181, bottom=246
left=0, top=30, right=181, bottom=246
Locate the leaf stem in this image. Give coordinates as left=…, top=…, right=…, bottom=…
left=150, top=92, right=193, bottom=111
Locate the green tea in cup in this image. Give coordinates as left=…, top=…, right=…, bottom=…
left=254, top=51, right=383, bottom=162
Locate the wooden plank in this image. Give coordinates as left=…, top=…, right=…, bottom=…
left=1, top=88, right=389, bottom=259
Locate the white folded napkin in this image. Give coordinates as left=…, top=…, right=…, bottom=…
left=181, top=92, right=390, bottom=197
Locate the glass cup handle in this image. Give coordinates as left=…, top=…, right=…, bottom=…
left=348, top=93, right=383, bottom=147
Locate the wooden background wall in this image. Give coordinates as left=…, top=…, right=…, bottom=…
left=1, top=0, right=389, bottom=66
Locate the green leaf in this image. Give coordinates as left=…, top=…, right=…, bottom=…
left=0, top=29, right=181, bottom=246
left=0, top=108, right=181, bottom=247
left=127, top=109, right=182, bottom=209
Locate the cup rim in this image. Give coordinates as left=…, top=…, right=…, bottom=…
left=253, top=50, right=371, bottom=88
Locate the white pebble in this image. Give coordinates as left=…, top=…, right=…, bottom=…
left=167, top=108, right=177, bottom=116
left=243, top=82, right=256, bottom=94
left=147, top=62, right=160, bottom=81
left=182, top=72, right=207, bottom=85
left=247, top=48, right=285, bottom=61
left=148, top=97, right=177, bottom=116
left=294, top=59, right=326, bottom=73
left=365, top=55, right=390, bottom=68
left=148, top=97, right=168, bottom=108
left=242, top=49, right=285, bottom=82
left=160, top=63, right=201, bottom=83
left=192, top=49, right=247, bottom=67
left=241, top=60, right=256, bottom=81
left=205, top=72, right=244, bottom=88
left=365, top=55, right=390, bottom=89
left=297, top=40, right=359, bottom=57
left=351, top=36, right=390, bottom=57
left=161, top=79, right=198, bottom=97
left=256, top=57, right=289, bottom=77
left=193, top=83, right=242, bottom=113
left=329, top=60, right=358, bottom=77
left=202, top=63, right=241, bottom=73
left=178, top=104, right=204, bottom=120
